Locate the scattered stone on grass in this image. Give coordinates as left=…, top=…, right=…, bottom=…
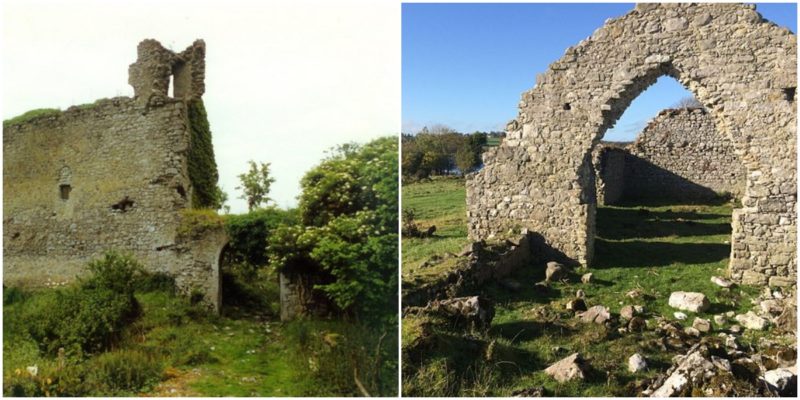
left=668, top=291, right=710, bottom=312
left=581, top=273, right=593, bottom=284
left=763, top=367, right=797, bottom=397
left=511, top=386, right=545, bottom=397
left=629, top=316, right=646, bottom=332
left=620, top=305, right=636, bottom=320
left=713, top=315, right=726, bottom=326
left=545, top=261, right=566, bottom=282
left=710, top=276, right=734, bottom=288
left=566, top=298, right=588, bottom=312
left=544, top=353, right=587, bottom=383
left=693, top=317, right=711, bottom=333
left=429, top=296, right=495, bottom=329
left=674, top=312, right=688, bottom=320
left=577, top=305, right=611, bottom=324
left=629, top=353, right=647, bottom=373
left=735, top=311, right=768, bottom=331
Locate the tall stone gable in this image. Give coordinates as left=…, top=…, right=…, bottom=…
left=3, top=39, right=227, bottom=310
left=466, top=3, right=796, bottom=286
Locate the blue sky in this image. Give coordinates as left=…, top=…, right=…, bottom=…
left=402, top=3, right=797, bottom=141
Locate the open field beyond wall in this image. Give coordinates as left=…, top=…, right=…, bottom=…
left=401, top=177, right=779, bottom=397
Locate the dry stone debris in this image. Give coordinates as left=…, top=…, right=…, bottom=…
left=734, top=311, right=768, bottom=331
left=629, top=353, right=647, bottom=373
left=544, top=353, right=587, bottom=383
left=692, top=318, right=712, bottom=333
left=581, top=272, right=593, bottom=284
left=711, top=276, right=734, bottom=288
left=669, top=291, right=710, bottom=313
left=577, top=305, right=611, bottom=324
left=545, top=261, right=566, bottom=282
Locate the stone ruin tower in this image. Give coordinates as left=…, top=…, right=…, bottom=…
left=3, top=39, right=228, bottom=311
left=466, top=3, right=796, bottom=287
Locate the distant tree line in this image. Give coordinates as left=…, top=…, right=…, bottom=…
left=401, top=124, right=504, bottom=180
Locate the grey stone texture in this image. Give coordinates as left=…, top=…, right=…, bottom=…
left=466, top=3, right=796, bottom=285
left=3, top=39, right=227, bottom=310
left=594, top=108, right=746, bottom=204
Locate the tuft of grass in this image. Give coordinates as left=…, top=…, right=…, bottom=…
left=3, top=108, right=61, bottom=125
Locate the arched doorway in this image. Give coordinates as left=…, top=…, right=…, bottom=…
left=467, top=3, right=796, bottom=285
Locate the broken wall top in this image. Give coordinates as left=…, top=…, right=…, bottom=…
left=128, top=39, right=206, bottom=106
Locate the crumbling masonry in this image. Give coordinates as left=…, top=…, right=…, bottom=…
left=466, top=3, right=796, bottom=286
left=3, top=39, right=228, bottom=310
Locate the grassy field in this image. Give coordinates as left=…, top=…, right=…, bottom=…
left=4, top=278, right=396, bottom=397
left=401, top=178, right=765, bottom=396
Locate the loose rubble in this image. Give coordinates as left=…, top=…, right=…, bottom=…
left=544, top=353, right=587, bottom=383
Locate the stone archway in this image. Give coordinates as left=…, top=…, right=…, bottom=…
left=466, top=3, right=796, bottom=286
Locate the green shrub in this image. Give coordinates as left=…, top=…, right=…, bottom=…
left=224, top=207, right=298, bottom=266
left=134, top=271, right=177, bottom=294
left=3, top=286, right=29, bottom=306
left=85, top=349, right=163, bottom=394
left=23, top=287, right=139, bottom=357
left=80, top=251, right=145, bottom=294
left=22, top=252, right=143, bottom=357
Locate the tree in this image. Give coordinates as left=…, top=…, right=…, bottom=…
left=267, top=137, right=398, bottom=321
left=673, top=95, right=704, bottom=109
left=236, top=161, right=276, bottom=211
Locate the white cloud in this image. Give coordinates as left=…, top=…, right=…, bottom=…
left=2, top=0, right=400, bottom=213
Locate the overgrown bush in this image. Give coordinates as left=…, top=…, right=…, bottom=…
left=22, top=252, right=143, bottom=357
left=3, top=286, right=29, bottom=306
left=85, top=349, right=163, bottom=394
left=224, top=207, right=298, bottom=267
left=267, top=137, right=398, bottom=322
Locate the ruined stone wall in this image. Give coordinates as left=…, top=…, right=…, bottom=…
left=623, top=108, right=746, bottom=200
left=3, top=39, right=227, bottom=309
left=467, top=3, right=796, bottom=286
left=593, top=144, right=627, bottom=205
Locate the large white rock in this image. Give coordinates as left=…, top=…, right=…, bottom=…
left=669, top=292, right=710, bottom=313
left=628, top=353, right=647, bottom=373
left=763, top=367, right=796, bottom=396
left=735, top=311, right=768, bottom=331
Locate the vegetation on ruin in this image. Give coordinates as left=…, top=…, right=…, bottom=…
left=4, top=136, right=399, bottom=397
left=186, top=99, right=224, bottom=209
left=267, top=136, right=399, bottom=323
left=401, top=178, right=770, bottom=396
left=3, top=108, right=62, bottom=125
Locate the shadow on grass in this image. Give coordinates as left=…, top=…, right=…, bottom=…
left=597, top=207, right=732, bottom=240
left=593, top=239, right=729, bottom=269
left=490, top=320, right=577, bottom=343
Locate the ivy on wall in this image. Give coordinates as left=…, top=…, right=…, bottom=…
left=186, top=99, right=222, bottom=209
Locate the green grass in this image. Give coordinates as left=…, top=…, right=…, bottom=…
left=402, top=177, right=470, bottom=284
left=5, top=286, right=396, bottom=396
left=3, top=108, right=62, bottom=125
left=401, top=180, right=766, bottom=397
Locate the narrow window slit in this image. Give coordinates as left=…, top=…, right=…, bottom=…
left=59, top=184, right=71, bottom=200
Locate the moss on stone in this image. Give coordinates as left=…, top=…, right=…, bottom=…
left=3, top=108, right=62, bottom=125
left=186, top=99, right=221, bottom=209
left=177, top=209, right=225, bottom=239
